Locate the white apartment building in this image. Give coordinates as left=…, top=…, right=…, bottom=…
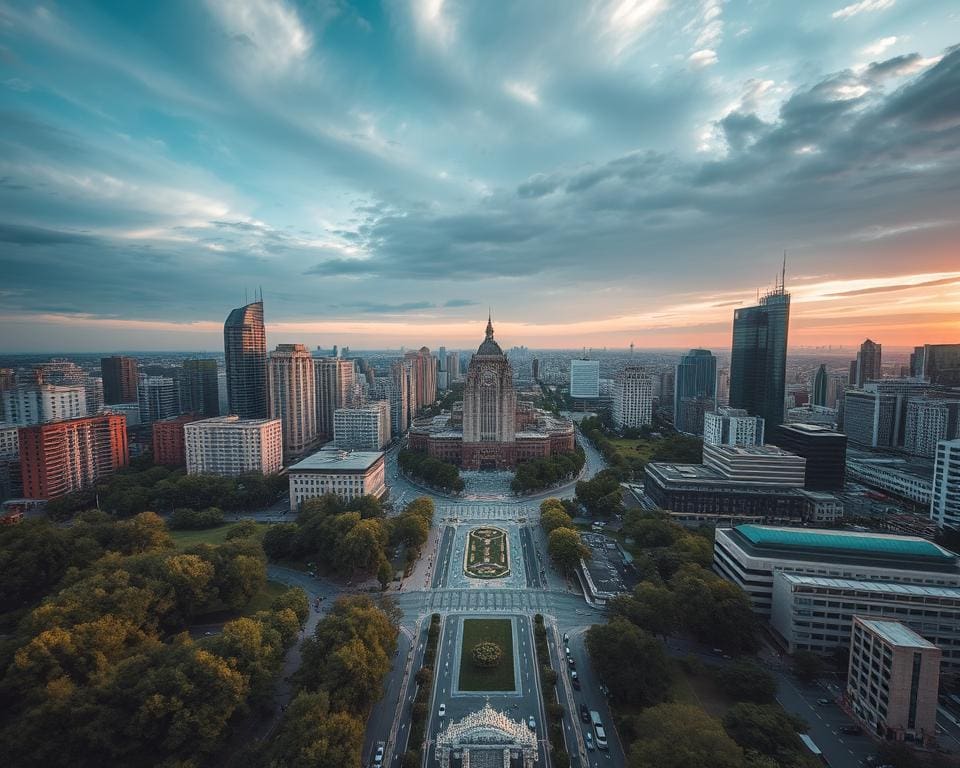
left=288, top=449, right=386, bottom=511
left=932, top=439, right=960, bottom=529
left=2, top=384, right=87, bottom=426
left=268, top=344, right=317, bottom=457
left=771, top=572, right=960, bottom=670
left=612, top=366, right=652, bottom=429
left=845, top=455, right=933, bottom=506
left=184, top=416, right=282, bottom=477
left=905, top=399, right=957, bottom=458
left=702, top=443, right=806, bottom=486
left=703, top=407, right=764, bottom=447
left=0, top=422, right=19, bottom=459
left=333, top=401, right=391, bottom=450
left=569, top=359, right=600, bottom=399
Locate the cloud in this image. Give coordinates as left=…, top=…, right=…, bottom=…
left=517, top=173, right=561, bottom=199
left=832, top=0, right=895, bottom=20
left=824, top=275, right=960, bottom=297
left=688, top=49, right=718, bottom=68
left=0, top=223, right=97, bottom=245
left=861, top=36, right=897, bottom=58
left=443, top=299, right=478, bottom=308
left=204, top=0, right=311, bottom=71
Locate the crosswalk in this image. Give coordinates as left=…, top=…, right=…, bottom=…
left=394, top=588, right=578, bottom=614
left=436, top=504, right=537, bottom=522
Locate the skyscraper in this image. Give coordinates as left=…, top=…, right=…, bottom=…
left=314, top=357, right=356, bottom=439
left=268, top=343, right=317, bottom=457
left=729, top=277, right=790, bottom=428
left=612, top=367, right=653, bottom=429
left=138, top=376, right=180, bottom=424
left=570, top=359, right=600, bottom=399
left=405, top=347, right=437, bottom=413
left=101, top=356, right=139, bottom=404
left=918, top=344, right=960, bottom=387
left=854, top=339, right=882, bottom=387
left=181, top=359, right=220, bottom=417
left=812, top=364, right=828, bottom=407
left=674, top=349, right=716, bottom=432
left=224, top=300, right=268, bottom=419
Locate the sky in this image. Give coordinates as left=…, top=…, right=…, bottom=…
left=1, top=0, right=959, bottom=353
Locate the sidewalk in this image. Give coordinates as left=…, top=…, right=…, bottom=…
left=401, top=526, right=442, bottom=591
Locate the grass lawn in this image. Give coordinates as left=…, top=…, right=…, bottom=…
left=239, top=580, right=289, bottom=616
left=608, top=437, right=657, bottom=464
left=170, top=522, right=268, bottom=550
left=458, top=618, right=516, bottom=691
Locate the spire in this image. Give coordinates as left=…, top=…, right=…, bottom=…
left=485, top=310, right=494, bottom=340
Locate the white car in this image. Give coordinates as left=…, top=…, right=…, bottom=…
left=438, top=703, right=446, bottom=718
left=374, top=745, right=384, bottom=766
left=528, top=716, right=536, bottom=730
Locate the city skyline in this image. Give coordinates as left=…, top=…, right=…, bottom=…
left=1, top=1, right=959, bottom=351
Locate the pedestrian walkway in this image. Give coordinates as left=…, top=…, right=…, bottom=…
left=436, top=504, right=537, bottom=521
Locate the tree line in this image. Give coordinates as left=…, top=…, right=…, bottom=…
left=511, top=449, right=585, bottom=493
left=398, top=448, right=465, bottom=493
left=579, top=415, right=702, bottom=481
left=540, top=498, right=591, bottom=574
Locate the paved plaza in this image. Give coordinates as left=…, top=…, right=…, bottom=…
left=436, top=504, right=538, bottom=521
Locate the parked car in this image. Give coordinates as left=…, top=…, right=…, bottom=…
left=438, top=703, right=446, bottom=717
left=817, top=698, right=831, bottom=706
left=840, top=725, right=862, bottom=735
left=572, top=671, right=581, bottom=690
left=567, top=656, right=575, bottom=668
left=580, top=704, right=590, bottom=723
left=528, top=716, right=536, bottom=731
left=585, top=732, right=595, bottom=751
left=563, top=632, right=569, bottom=643
left=373, top=745, right=384, bottom=766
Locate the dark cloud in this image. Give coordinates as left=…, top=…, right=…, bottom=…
left=443, top=299, right=477, bottom=308
left=517, top=173, right=560, bottom=199
left=0, top=223, right=97, bottom=245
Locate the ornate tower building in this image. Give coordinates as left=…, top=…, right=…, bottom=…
left=462, top=315, right=517, bottom=468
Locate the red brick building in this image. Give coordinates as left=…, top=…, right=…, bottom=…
left=19, top=414, right=128, bottom=500
left=153, top=414, right=200, bottom=467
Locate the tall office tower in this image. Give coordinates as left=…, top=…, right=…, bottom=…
left=405, top=347, right=437, bottom=412
left=532, top=358, right=540, bottom=382
left=334, top=401, right=391, bottom=450
left=19, top=414, right=128, bottom=500
left=918, top=344, right=960, bottom=387
left=0, top=368, right=15, bottom=420
left=101, top=356, right=139, bottom=404
left=675, top=349, right=717, bottom=432
left=137, top=376, right=180, bottom=424
left=730, top=278, right=790, bottom=428
left=612, top=367, right=653, bottom=429
left=703, top=407, right=765, bottom=447
left=447, top=351, right=461, bottom=381
left=181, top=359, right=220, bottom=417
left=716, top=368, right=730, bottom=406
left=812, top=364, right=828, bottom=407
left=932, top=439, right=960, bottom=529
left=268, top=343, right=317, bottom=457
left=184, top=416, right=282, bottom=477
left=854, top=339, right=882, bottom=387
left=3, top=384, right=86, bottom=426
left=388, top=360, right=413, bottom=434
left=314, top=357, right=356, bottom=439
left=223, top=300, right=268, bottom=418
left=910, top=346, right=926, bottom=378
left=570, top=359, right=600, bottom=399
left=374, top=377, right=406, bottom=436
left=848, top=359, right=858, bottom=388
left=905, top=399, right=960, bottom=458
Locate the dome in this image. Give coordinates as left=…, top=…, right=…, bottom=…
left=476, top=312, right=504, bottom=356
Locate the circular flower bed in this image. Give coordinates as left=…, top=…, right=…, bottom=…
left=472, top=641, right=503, bottom=668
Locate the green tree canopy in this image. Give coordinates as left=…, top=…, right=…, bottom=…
left=268, top=691, right=365, bottom=768
left=547, top=527, right=590, bottom=573
left=585, top=619, right=671, bottom=707
left=629, top=703, right=743, bottom=768
left=541, top=506, right=574, bottom=534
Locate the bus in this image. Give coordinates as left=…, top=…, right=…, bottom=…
left=798, top=734, right=828, bottom=764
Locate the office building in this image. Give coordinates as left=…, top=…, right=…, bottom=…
left=677, top=396, right=715, bottom=436
left=812, top=364, right=828, bottom=407
left=703, top=407, right=764, bottom=447
left=314, top=357, right=356, bottom=439
left=843, top=388, right=896, bottom=448
left=268, top=344, right=317, bottom=457
left=333, top=401, right=391, bottom=450
left=3, top=384, right=87, bottom=426
left=713, top=524, right=960, bottom=615
left=101, top=356, right=139, bottom=405
left=224, top=300, right=268, bottom=418
left=768, top=423, right=847, bottom=491
left=932, top=439, right=960, bottom=529
left=916, top=344, right=960, bottom=387
left=448, top=351, right=461, bottom=382
left=853, top=339, right=882, bottom=387
left=570, top=359, right=600, bottom=399
left=288, top=449, right=386, bottom=511
left=34, top=359, right=99, bottom=415
left=137, top=376, right=180, bottom=424
left=847, top=618, right=940, bottom=745
left=181, top=359, right=220, bottom=417
left=184, top=416, right=282, bottom=477
left=152, top=414, right=201, bottom=467
left=845, top=453, right=934, bottom=506
left=905, top=399, right=959, bottom=458
left=612, top=366, right=653, bottom=430
left=392, top=358, right=416, bottom=433
left=19, top=414, right=128, bottom=500
left=675, top=349, right=716, bottom=431
left=702, top=443, right=805, bottom=484
left=729, top=278, right=790, bottom=428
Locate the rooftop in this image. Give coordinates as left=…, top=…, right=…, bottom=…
left=646, top=462, right=806, bottom=491
left=777, top=423, right=843, bottom=436
left=779, top=572, right=960, bottom=599
left=289, top=449, right=384, bottom=472
left=735, top=524, right=955, bottom=562
left=856, top=618, right=938, bottom=650
left=188, top=415, right=280, bottom=428
left=706, top=444, right=800, bottom=458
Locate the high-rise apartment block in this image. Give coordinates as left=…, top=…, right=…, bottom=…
left=0, top=422, right=19, bottom=460
left=768, top=423, right=847, bottom=491
left=224, top=301, right=268, bottom=418
left=843, top=379, right=933, bottom=448
left=101, top=356, right=139, bottom=404
left=852, top=338, right=882, bottom=387
left=405, top=347, right=437, bottom=412
left=612, top=366, right=652, bottom=429
left=730, top=281, right=790, bottom=428
left=447, top=351, right=461, bottom=381
left=268, top=344, right=317, bottom=457
left=184, top=416, right=282, bottom=477
left=314, top=357, right=356, bottom=439
left=391, top=359, right=415, bottom=433
left=905, top=399, right=960, bottom=458
left=34, top=359, right=99, bottom=415
left=137, top=376, right=180, bottom=424
left=334, top=401, right=391, bottom=450
left=181, top=359, right=220, bottom=417
left=703, top=407, right=764, bottom=447
left=19, top=414, right=128, bottom=500
left=152, top=414, right=201, bottom=467
left=3, top=384, right=87, bottom=426
left=373, top=377, right=406, bottom=437
left=932, top=439, right=960, bottom=529
left=847, top=618, right=940, bottom=746
left=570, top=359, right=600, bottom=399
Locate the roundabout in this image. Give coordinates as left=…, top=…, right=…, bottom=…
left=464, top=526, right=510, bottom=579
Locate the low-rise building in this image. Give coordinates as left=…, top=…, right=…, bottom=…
left=847, top=618, right=940, bottom=746
left=703, top=443, right=806, bottom=485
left=288, top=448, right=386, bottom=511
left=184, top=416, right=282, bottom=477
left=845, top=452, right=934, bottom=506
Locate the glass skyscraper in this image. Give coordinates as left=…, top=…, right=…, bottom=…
left=674, top=349, right=717, bottom=433
left=812, top=363, right=828, bottom=407
left=224, top=300, right=268, bottom=419
left=182, top=358, right=221, bottom=417
left=729, top=285, right=790, bottom=429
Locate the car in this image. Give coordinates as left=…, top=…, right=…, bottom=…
left=712, top=648, right=724, bottom=655
left=374, top=745, right=384, bottom=766
left=816, top=698, right=831, bottom=706
left=580, top=704, right=590, bottom=723
left=585, top=732, right=595, bottom=751
left=572, top=677, right=581, bottom=690
left=565, top=646, right=571, bottom=656
left=840, top=725, right=862, bottom=735
left=438, top=703, right=446, bottom=717
left=528, top=716, right=536, bottom=730
left=567, top=656, right=575, bottom=668
left=563, top=632, right=569, bottom=643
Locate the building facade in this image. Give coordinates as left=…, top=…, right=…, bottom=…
left=768, top=423, right=847, bottom=491
left=853, top=339, right=883, bottom=387
left=675, top=349, right=716, bottom=431
left=138, top=376, right=180, bottom=424
left=268, top=343, right=317, bottom=457
left=184, top=416, right=282, bottom=476
left=333, top=401, right=391, bottom=450
left=101, top=356, right=139, bottom=404
left=905, top=399, right=959, bottom=458
left=181, top=359, right=220, bottom=417
left=224, top=300, right=268, bottom=419
left=288, top=449, right=386, bottom=511
left=917, top=344, right=960, bottom=387
left=405, top=346, right=437, bottom=413
left=152, top=414, right=200, bottom=467
left=570, top=359, right=600, bottom=399
left=314, top=357, right=356, bottom=440
left=845, top=454, right=934, bottom=506
left=19, top=414, right=128, bottom=500
left=812, top=364, right=828, bottom=407
left=703, top=407, right=765, bottom=447
left=612, top=366, right=653, bottom=430
left=373, top=377, right=406, bottom=437
left=932, top=439, right=960, bottom=529
left=2, top=384, right=86, bottom=426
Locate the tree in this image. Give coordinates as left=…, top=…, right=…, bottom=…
left=624, top=515, right=679, bottom=548
left=715, top=660, right=777, bottom=704
left=392, top=513, right=429, bottom=548
left=263, top=523, right=299, bottom=560
left=585, top=619, right=671, bottom=707
left=791, top=650, right=825, bottom=682
left=670, top=565, right=759, bottom=652
left=541, top=506, right=574, bottom=534
left=722, top=703, right=807, bottom=758
left=225, top=519, right=259, bottom=540
left=610, top=582, right=678, bottom=638
left=630, top=703, right=743, bottom=768
left=548, top=527, right=590, bottom=573
left=268, top=691, right=365, bottom=768
left=377, top=558, right=393, bottom=590
left=335, top=518, right=387, bottom=575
